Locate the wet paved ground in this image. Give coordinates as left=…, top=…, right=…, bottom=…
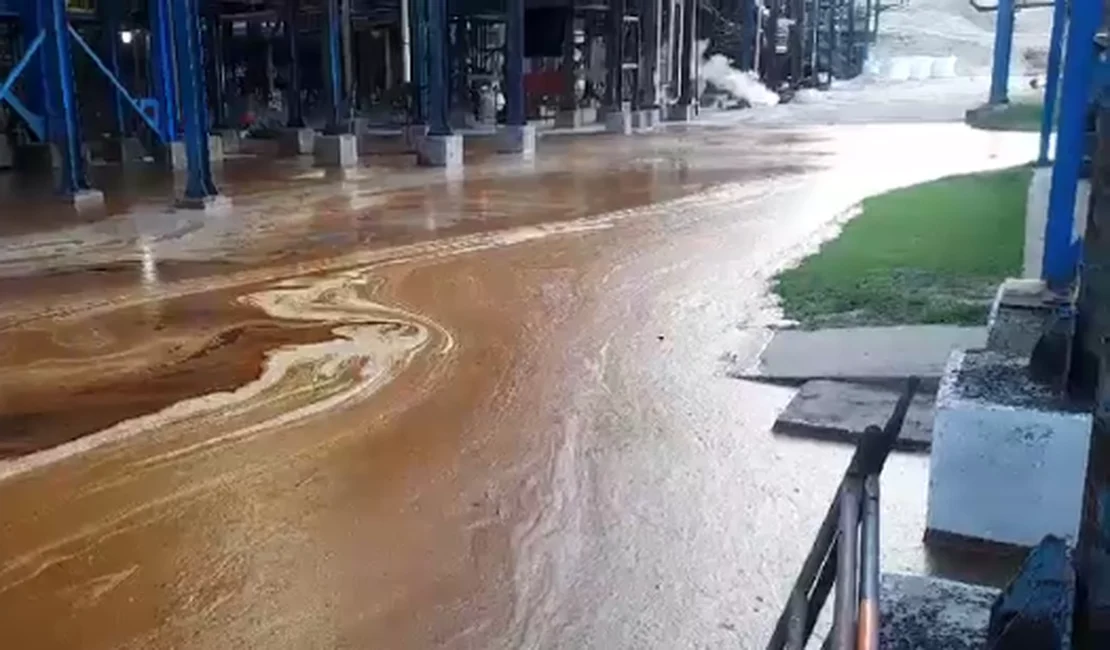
left=0, top=122, right=1036, bottom=649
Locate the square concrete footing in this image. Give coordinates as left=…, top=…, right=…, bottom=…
left=633, top=108, right=661, bottom=130
left=604, top=108, right=633, bottom=135
left=215, top=129, right=241, bottom=154
left=0, top=135, right=13, bottom=169
left=554, top=107, right=597, bottom=129
left=665, top=104, right=696, bottom=122
left=157, top=141, right=187, bottom=170
left=207, top=135, right=224, bottom=163
left=402, top=124, right=429, bottom=152
left=497, top=124, right=536, bottom=157
left=926, top=348, right=1092, bottom=547
left=278, top=128, right=316, bottom=156
left=102, top=137, right=146, bottom=164
left=66, top=189, right=106, bottom=212
left=1024, top=165, right=1089, bottom=279
left=314, top=134, right=359, bottom=168
left=417, top=134, right=463, bottom=169
left=174, top=194, right=233, bottom=214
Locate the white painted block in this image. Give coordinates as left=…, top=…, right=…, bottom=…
left=497, top=124, right=536, bottom=157
left=314, top=134, right=358, bottom=168
left=927, top=349, right=1092, bottom=547
left=417, top=134, right=463, bottom=169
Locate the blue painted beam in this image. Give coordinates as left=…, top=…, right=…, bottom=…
left=988, top=0, right=1016, bottom=105
left=1042, top=0, right=1100, bottom=289
left=98, top=0, right=127, bottom=136
left=67, top=25, right=166, bottom=142
left=170, top=0, right=219, bottom=201
left=505, top=0, right=524, bottom=126
left=426, top=0, right=450, bottom=135
left=40, top=0, right=91, bottom=196
left=324, top=0, right=345, bottom=132
left=149, top=0, right=179, bottom=141
left=0, top=29, right=46, bottom=140
left=1037, top=0, right=1066, bottom=166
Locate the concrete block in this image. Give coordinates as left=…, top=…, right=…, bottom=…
left=926, top=349, right=1092, bottom=548
left=313, top=133, right=358, bottom=168
left=156, top=140, right=188, bottom=171
left=207, top=134, right=224, bottom=163
left=1025, top=166, right=1088, bottom=279
left=102, top=137, right=146, bottom=164
left=0, top=135, right=12, bottom=169
left=554, top=107, right=597, bottom=129
left=496, top=124, right=536, bottom=157
left=174, top=194, right=233, bottom=214
left=215, top=129, right=241, bottom=154
left=632, top=109, right=659, bottom=130
left=604, top=107, right=632, bottom=135
left=417, top=133, right=463, bottom=169
left=67, top=189, right=106, bottom=213
left=774, top=380, right=935, bottom=451
left=666, top=103, right=697, bottom=122
left=403, top=124, right=429, bottom=151
left=881, top=573, right=998, bottom=650
left=278, top=127, right=316, bottom=156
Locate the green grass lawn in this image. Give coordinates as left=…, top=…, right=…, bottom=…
left=965, top=102, right=1044, bottom=132
left=774, top=166, right=1031, bottom=329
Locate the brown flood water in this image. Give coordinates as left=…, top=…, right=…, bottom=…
left=0, top=125, right=1037, bottom=649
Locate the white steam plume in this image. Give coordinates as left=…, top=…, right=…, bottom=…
left=697, top=40, right=780, bottom=107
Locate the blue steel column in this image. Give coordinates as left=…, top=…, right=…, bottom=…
left=99, top=1, right=127, bottom=136
left=19, top=2, right=47, bottom=128
left=505, top=0, right=525, bottom=127
left=988, top=0, right=1016, bottom=105
left=324, top=0, right=345, bottom=132
left=286, top=0, right=305, bottom=128
left=1038, top=0, right=1067, bottom=166
left=149, top=0, right=178, bottom=141
left=426, top=0, right=451, bottom=135
left=170, top=0, right=218, bottom=201
left=1042, top=0, right=1099, bottom=289
left=739, top=0, right=755, bottom=70
left=209, top=14, right=229, bottom=128
left=39, top=0, right=91, bottom=196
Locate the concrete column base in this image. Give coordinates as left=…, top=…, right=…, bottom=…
left=402, top=124, right=430, bottom=152
left=665, top=104, right=696, bottom=122
left=497, top=124, right=536, bottom=157
left=207, top=135, right=224, bottom=164
left=604, top=108, right=633, bottom=135
left=314, top=133, right=358, bottom=168
left=156, top=141, right=188, bottom=171
left=554, top=107, right=597, bottom=129
left=278, top=128, right=316, bottom=156
left=0, top=135, right=13, bottom=169
left=102, top=137, right=146, bottom=164
left=633, top=108, right=661, bottom=130
left=66, top=189, right=106, bottom=212
left=215, top=129, right=241, bottom=155
left=175, top=194, right=233, bottom=214
left=417, top=134, right=463, bottom=169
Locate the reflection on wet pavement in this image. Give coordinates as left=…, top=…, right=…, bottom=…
left=0, top=124, right=1037, bottom=648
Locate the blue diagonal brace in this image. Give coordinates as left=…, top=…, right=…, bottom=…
left=67, top=25, right=167, bottom=142
left=0, top=29, right=46, bottom=141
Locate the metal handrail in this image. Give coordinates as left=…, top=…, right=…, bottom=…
left=766, top=377, right=920, bottom=650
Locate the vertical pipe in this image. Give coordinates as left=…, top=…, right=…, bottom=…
left=426, top=0, right=450, bottom=134
left=988, top=0, right=1015, bottom=105
left=101, top=3, right=127, bottom=136
left=210, top=14, right=228, bottom=128
left=831, top=476, right=860, bottom=650
left=641, top=0, right=661, bottom=108
left=857, top=474, right=880, bottom=650
left=607, top=0, right=624, bottom=109
left=409, top=0, right=428, bottom=124
left=505, top=0, right=525, bottom=126
left=1043, top=0, right=1098, bottom=290
left=286, top=0, right=305, bottom=128
left=42, top=0, right=90, bottom=195
left=324, top=0, right=344, bottom=131
left=677, top=0, right=693, bottom=106
left=401, top=0, right=412, bottom=83
left=149, top=0, right=178, bottom=141
left=1038, top=0, right=1066, bottom=166
left=170, top=0, right=218, bottom=200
